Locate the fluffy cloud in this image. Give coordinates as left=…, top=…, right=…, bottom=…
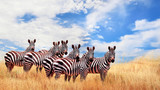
left=0, top=0, right=96, bottom=51
left=91, top=18, right=160, bottom=59
left=86, top=0, right=128, bottom=30
left=97, top=35, right=104, bottom=39
left=133, top=19, right=160, bottom=31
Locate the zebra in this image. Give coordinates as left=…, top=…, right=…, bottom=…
left=36, top=40, right=68, bottom=72
left=42, top=44, right=80, bottom=78
left=23, top=41, right=60, bottom=72
left=58, top=40, right=68, bottom=58
left=89, top=46, right=116, bottom=81
left=4, top=39, right=36, bottom=72
left=53, top=46, right=95, bottom=82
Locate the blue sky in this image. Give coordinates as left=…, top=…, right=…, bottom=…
left=0, top=0, right=160, bottom=62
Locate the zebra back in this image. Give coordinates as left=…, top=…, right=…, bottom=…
left=42, top=44, right=80, bottom=77
left=23, top=41, right=60, bottom=72
left=4, top=39, right=36, bottom=68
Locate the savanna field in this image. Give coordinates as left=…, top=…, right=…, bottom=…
left=0, top=56, right=160, bottom=90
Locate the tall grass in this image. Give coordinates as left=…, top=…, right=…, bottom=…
left=0, top=56, right=160, bottom=90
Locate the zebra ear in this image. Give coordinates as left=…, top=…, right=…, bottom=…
left=114, top=46, right=116, bottom=50
left=61, top=40, right=64, bottom=44
left=108, top=46, right=111, bottom=50
left=28, top=39, right=30, bottom=43
left=87, top=47, right=89, bottom=51
left=72, top=45, right=74, bottom=49
left=58, top=41, right=60, bottom=45
left=34, top=39, right=36, bottom=43
left=78, top=44, right=81, bottom=49
left=53, top=42, right=55, bottom=46
left=66, top=40, right=68, bottom=44
left=93, top=46, right=95, bottom=50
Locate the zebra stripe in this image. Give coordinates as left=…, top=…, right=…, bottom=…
left=4, top=51, right=25, bottom=66
left=4, top=39, right=36, bottom=72
left=23, top=41, right=60, bottom=72
left=88, top=46, right=116, bottom=81
left=42, top=44, right=79, bottom=78
left=89, top=57, right=110, bottom=73
left=53, top=46, right=94, bottom=81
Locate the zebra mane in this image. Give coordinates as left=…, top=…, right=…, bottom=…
left=25, top=47, right=30, bottom=52
left=48, top=46, right=54, bottom=52
left=104, top=51, right=110, bottom=62
left=80, top=52, right=88, bottom=61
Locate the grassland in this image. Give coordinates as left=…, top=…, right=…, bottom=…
left=0, top=56, right=160, bottom=90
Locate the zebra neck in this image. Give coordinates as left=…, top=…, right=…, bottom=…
left=48, top=47, right=56, bottom=56
left=25, top=47, right=31, bottom=52
left=81, top=52, right=90, bottom=67
left=66, top=51, right=73, bottom=59
left=105, top=57, right=110, bottom=66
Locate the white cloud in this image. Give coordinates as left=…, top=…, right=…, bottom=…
left=133, top=19, right=160, bottom=31
left=5, top=46, right=17, bottom=50
left=86, top=0, right=128, bottom=30
left=97, top=35, right=104, bottom=39
left=108, top=27, right=112, bottom=31
left=91, top=19, right=160, bottom=59
left=0, top=0, right=96, bottom=51
left=143, top=49, right=160, bottom=60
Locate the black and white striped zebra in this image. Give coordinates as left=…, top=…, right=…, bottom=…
left=58, top=40, right=68, bottom=58
left=23, top=41, right=60, bottom=72
left=4, top=39, right=36, bottom=72
left=53, top=46, right=95, bottom=82
left=42, top=44, right=80, bottom=78
left=89, top=46, right=116, bottom=81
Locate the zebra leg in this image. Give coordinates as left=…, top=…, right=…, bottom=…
left=68, top=76, right=71, bottom=82
left=64, top=74, right=68, bottom=81
left=39, top=67, right=43, bottom=72
left=23, top=63, right=33, bottom=72
left=36, top=67, right=39, bottom=72
left=83, top=70, right=88, bottom=80
left=73, top=75, right=78, bottom=82
left=10, top=64, right=14, bottom=72
left=55, top=73, right=61, bottom=80
left=80, top=72, right=85, bottom=81
left=100, top=72, right=103, bottom=81
left=6, top=62, right=14, bottom=72
left=103, top=71, right=107, bottom=80
left=50, top=71, right=54, bottom=77
left=5, top=62, right=10, bottom=70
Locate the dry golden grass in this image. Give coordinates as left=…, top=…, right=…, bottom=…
left=0, top=56, right=160, bottom=90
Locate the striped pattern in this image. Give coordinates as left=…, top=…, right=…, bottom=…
left=38, top=49, right=48, bottom=54
left=42, top=44, right=79, bottom=78
left=89, top=57, right=110, bottom=73
left=88, top=46, right=116, bottom=81
left=5, top=51, right=25, bottom=67
left=42, top=56, right=59, bottom=77
left=23, top=41, right=60, bottom=72
left=4, top=39, right=36, bottom=72
left=53, top=47, right=94, bottom=81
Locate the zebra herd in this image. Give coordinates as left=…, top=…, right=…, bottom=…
left=4, top=39, right=116, bottom=82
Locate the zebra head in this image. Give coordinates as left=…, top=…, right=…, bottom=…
left=26, top=39, right=36, bottom=52
left=72, top=44, right=81, bottom=60
left=60, top=40, right=68, bottom=55
left=105, top=46, right=116, bottom=63
left=86, top=46, right=95, bottom=63
left=52, top=41, right=60, bottom=56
